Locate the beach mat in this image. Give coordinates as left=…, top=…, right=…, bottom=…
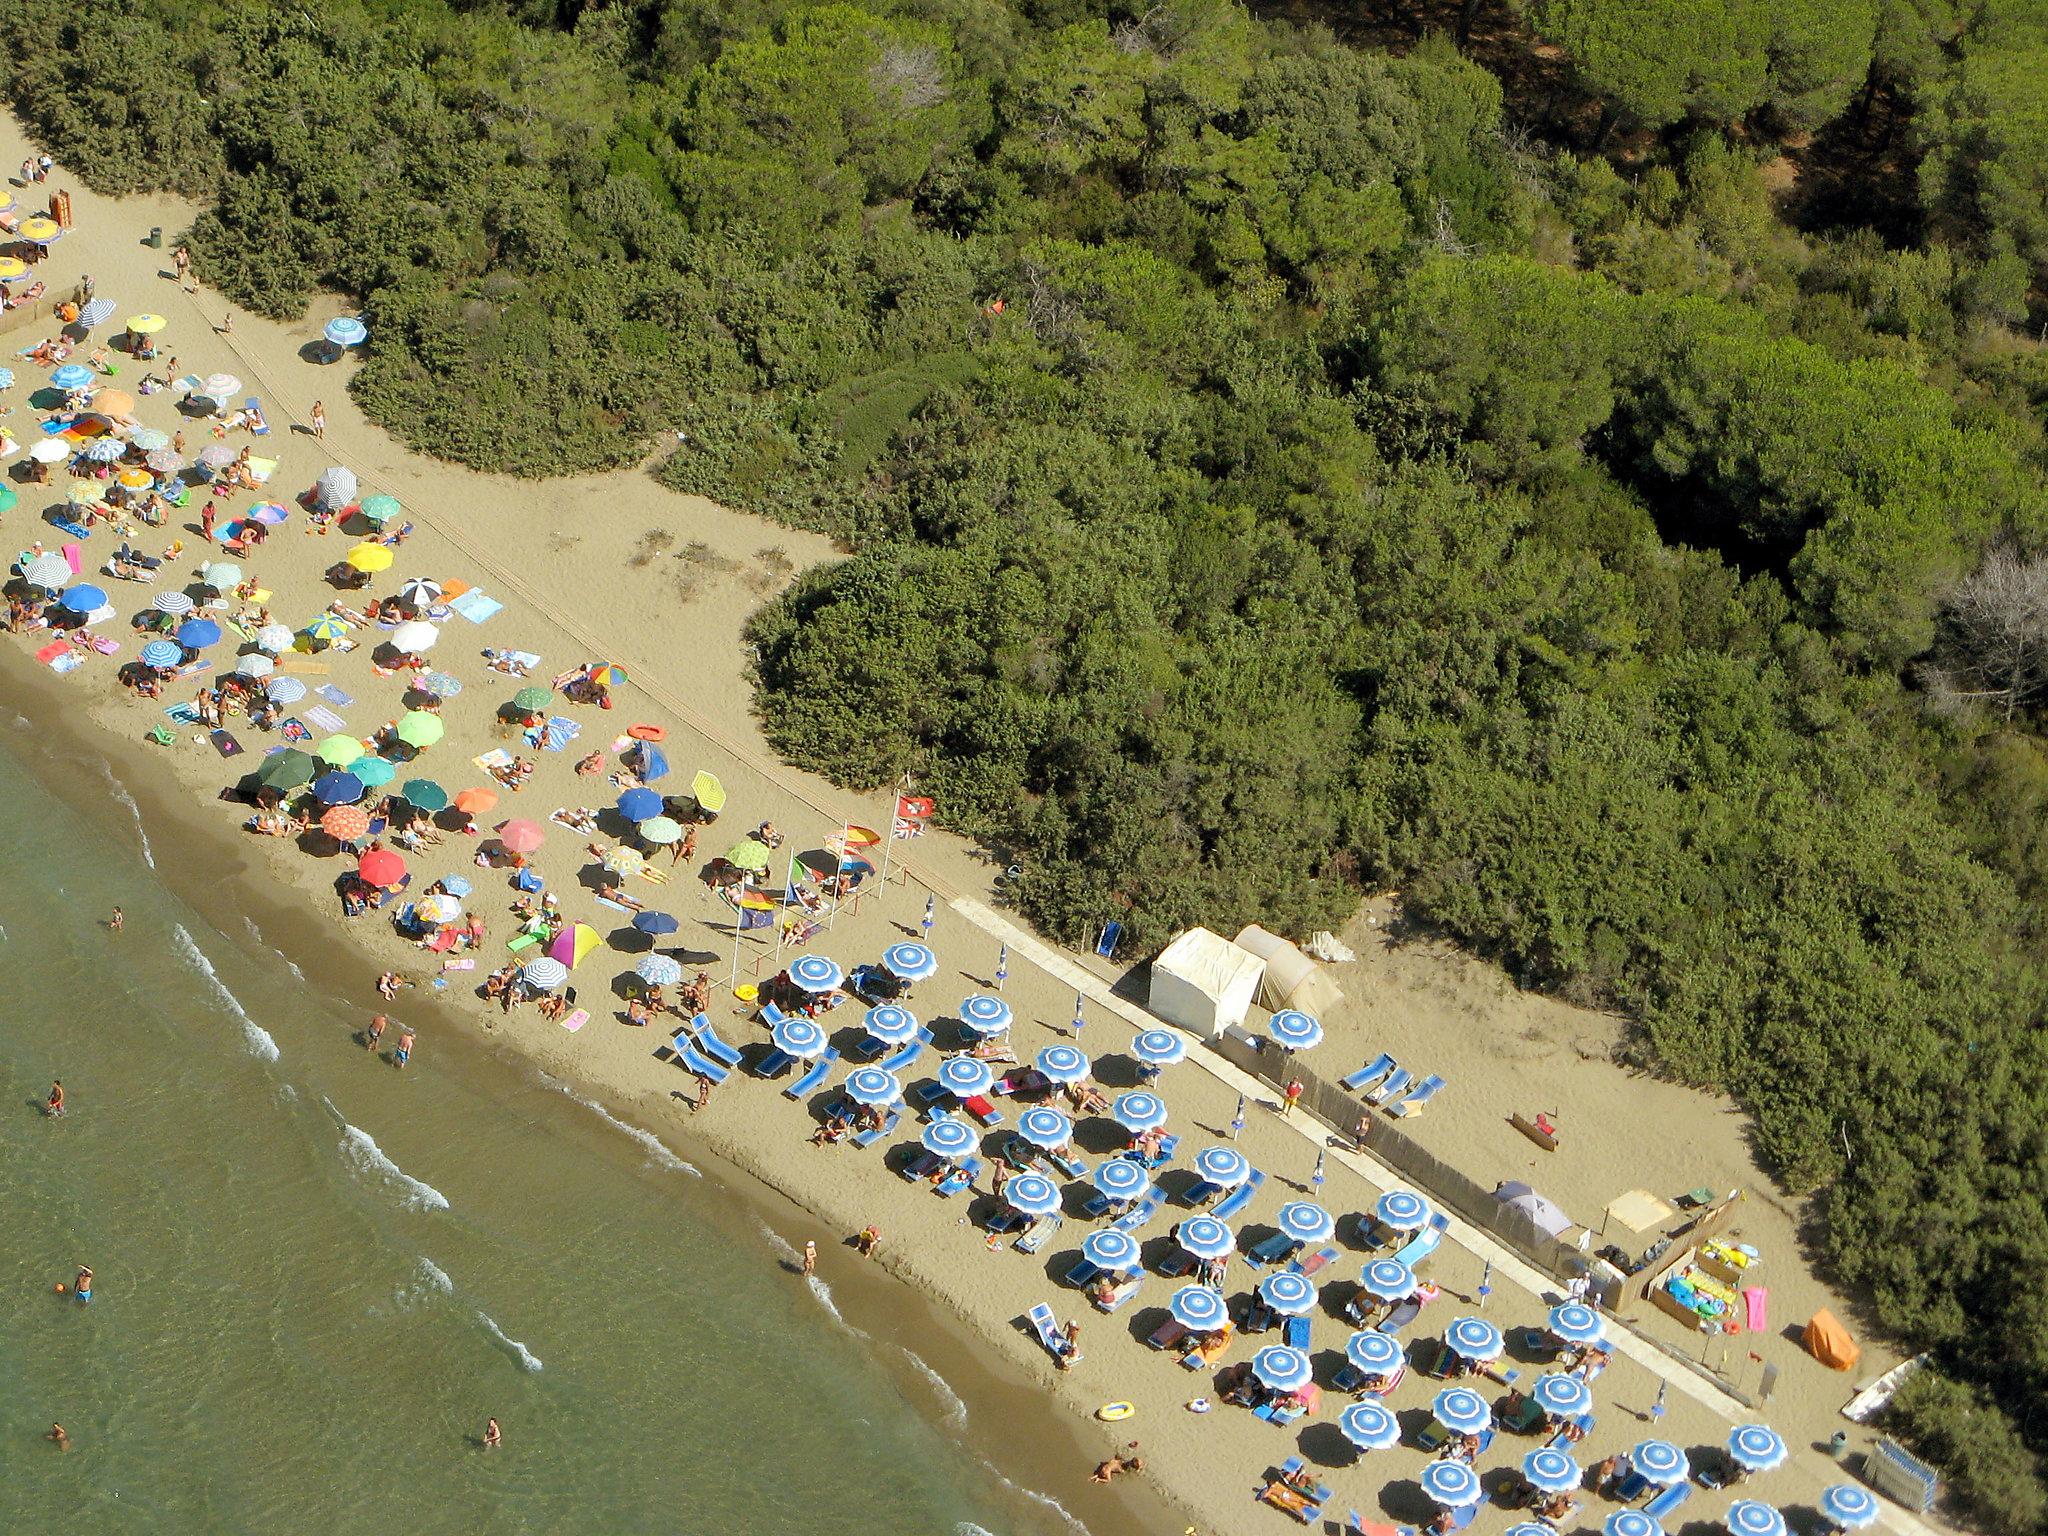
left=209, top=729, right=244, bottom=758
left=315, top=684, right=354, bottom=709
left=1744, top=1286, right=1767, bottom=1335
left=277, top=656, right=329, bottom=674
left=303, top=705, right=347, bottom=733
left=47, top=650, right=82, bottom=674
left=473, top=748, right=513, bottom=772
left=279, top=717, right=311, bottom=743
left=165, top=702, right=203, bottom=724
left=450, top=590, right=501, bottom=624
left=34, top=639, right=69, bottom=666
left=533, top=715, right=579, bottom=752
left=558, top=1009, right=589, bottom=1033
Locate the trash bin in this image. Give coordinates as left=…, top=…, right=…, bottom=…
left=146, top=226, right=162, bottom=249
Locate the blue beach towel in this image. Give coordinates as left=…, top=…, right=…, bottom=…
left=451, top=590, right=502, bottom=624
left=532, top=715, right=579, bottom=752
left=315, top=685, right=354, bottom=708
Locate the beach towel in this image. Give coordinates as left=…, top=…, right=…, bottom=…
left=165, top=702, right=203, bottom=724
left=441, top=958, right=476, bottom=972
left=34, top=639, right=69, bottom=665
left=84, top=605, right=116, bottom=627
left=209, top=729, right=243, bottom=758
left=558, top=1009, right=589, bottom=1032
left=315, top=684, right=353, bottom=708
left=53, top=519, right=93, bottom=541
left=247, top=456, right=276, bottom=483
left=277, top=657, right=329, bottom=674
left=450, top=590, right=502, bottom=624
left=1743, top=1286, right=1767, bottom=1335
left=473, top=748, right=513, bottom=772
left=303, top=705, right=347, bottom=733
left=638, top=865, right=671, bottom=886
left=595, top=896, right=636, bottom=914
left=279, top=717, right=311, bottom=743
left=62, top=542, right=82, bottom=573
left=47, top=650, right=82, bottom=673
left=88, top=634, right=119, bottom=655
left=172, top=660, right=212, bottom=679
left=534, top=715, right=579, bottom=752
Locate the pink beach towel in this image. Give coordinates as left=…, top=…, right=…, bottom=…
left=62, top=542, right=83, bottom=573
left=558, top=1009, right=588, bottom=1033
left=1743, top=1286, right=1767, bottom=1335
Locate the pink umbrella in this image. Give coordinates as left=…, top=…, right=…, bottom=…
left=497, top=819, right=545, bottom=854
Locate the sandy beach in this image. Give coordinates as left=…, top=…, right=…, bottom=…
left=0, top=116, right=1946, bottom=1536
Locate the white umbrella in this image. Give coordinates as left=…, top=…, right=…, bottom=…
left=29, top=438, right=70, bottom=463
left=390, top=620, right=438, bottom=653
left=398, top=577, right=442, bottom=606
left=255, top=623, right=295, bottom=654
left=235, top=653, right=275, bottom=678
left=194, top=372, right=241, bottom=403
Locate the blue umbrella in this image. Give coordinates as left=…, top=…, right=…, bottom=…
left=265, top=676, right=307, bottom=704
left=1729, top=1425, right=1787, bottom=1473
left=1359, top=1259, right=1416, bottom=1302
left=1532, top=1373, right=1592, bottom=1419
left=1431, top=1387, right=1491, bottom=1435
left=1277, top=1202, right=1334, bottom=1245
left=176, top=617, right=221, bottom=649
left=77, top=298, right=117, bottom=329
left=1339, top=1399, right=1401, bottom=1452
left=1508, top=1525, right=1559, bottom=1536
left=1548, top=1301, right=1605, bottom=1344
left=1016, top=1106, right=1073, bottom=1149
left=84, top=437, right=124, bottom=462
left=881, top=941, right=938, bottom=981
left=1250, top=1345, right=1312, bottom=1393
left=789, top=954, right=844, bottom=992
left=1258, top=1271, right=1317, bottom=1315
left=1093, top=1157, right=1150, bottom=1203
left=1820, top=1486, right=1879, bottom=1531
left=325, top=316, right=368, bottom=348
left=1131, top=1028, right=1187, bottom=1066
left=939, top=1056, right=992, bottom=1097
left=1003, top=1173, right=1059, bottom=1217
left=958, top=994, right=1012, bottom=1033
left=1176, top=1216, right=1234, bottom=1260
left=139, top=639, right=182, bottom=668
left=1110, top=1091, right=1168, bottom=1133
left=772, top=1014, right=829, bottom=1059
left=153, top=591, right=194, bottom=615
left=1036, top=1044, right=1090, bottom=1084
left=1727, top=1503, right=1787, bottom=1536
left=1345, top=1329, right=1404, bottom=1374
left=312, top=771, right=365, bottom=805
left=844, top=1067, right=901, bottom=1107
left=1446, top=1316, right=1504, bottom=1361
left=51, top=363, right=93, bottom=390
left=1168, top=1285, right=1227, bottom=1331
left=1631, top=1441, right=1689, bottom=1485
left=921, top=1116, right=978, bottom=1159
left=631, top=742, right=669, bottom=781
left=862, top=1004, right=919, bottom=1044
left=632, top=910, right=680, bottom=935
left=1082, top=1227, right=1141, bottom=1272
left=1608, top=1514, right=1664, bottom=1536
left=1420, top=1460, right=1482, bottom=1508
left=1268, top=1009, right=1323, bottom=1050
left=1524, top=1447, right=1582, bottom=1494
left=59, top=583, right=108, bottom=612
left=418, top=671, right=462, bottom=699
left=1376, top=1189, right=1430, bottom=1230
left=616, top=787, right=663, bottom=821
left=439, top=875, right=472, bottom=898
left=0, top=367, right=13, bottom=388
left=1194, top=1146, right=1250, bottom=1187
left=351, top=756, right=397, bottom=789
left=636, top=954, right=683, bottom=986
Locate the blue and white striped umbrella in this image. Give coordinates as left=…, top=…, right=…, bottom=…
left=1549, top=1301, right=1605, bottom=1344
left=1250, top=1345, right=1312, bottom=1393
left=1111, top=1091, right=1168, bottom=1132
left=1510, top=1525, right=1562, bottom=1536
left=1729, top=1425, right=1788, bottom=1473
left=1339, top=1398, right=1400, bottom=1451
left=1375, top=1190, right=1430, bottom=1231
left=1268, top=1009, right=1323, bottom=1050
left=1131, top=1028, right=1186, bottom=1066
left=1036, top=1044, right=1090, bottom=1084
left=958, top=994, right=1012, bottom=1033
left=844, top=1067, right=901, bottom=1107
left=50, top=364, right=93, bottom=390
left=772, top=1015, right=828, bottom=1058
left=152, top=591, right=194, bottom=615
left=1017, top=1106, right=1073, bottom=1149
left=521, top=957, right=568, bottom=990
left=1093, top=1157, right=1150, bottom=1202
left=1727, top=1503, right=1787, bottom=1536
left=1345, top=1329, right=1404, bottom=1374
left=1446, top=1316, right=1504, bottom=1361
left=437, top=875, right=472, bottom=898
left=139, top=639, right=182, bottom=668
left=1082, top=1228, right=1140, bottom=1272
left=789, top=954, right=843, bottom=992
left=83, top=437, right=124, bottom=462
left=1176, top=1216, right=1235, bottom=1259
left=1004, top=1173, right=1059, bottom=1217
left=1258, top=1270, right=1317, bottom=1315
left=325, top=315, right=368, bottom=348
left=265, top=676, right=307, bottom=704
left=1820, top=1486, right=1879, bottom=1531
left=1421, top=1459, right=1482, bottom=1507
left=881, top=941, right=938, bottom=981
left=1194, top=1146, right=1251, bottom=1187
left=1607, top=1513, right=1664, bottom=1536
left=1277, top=1201, right=1335, bottom=1244
left=1359, top=1259, right=1416, bottom=1302
left=1169, top=1284, right=1227, bottom=1331
left=939, top=1056, right=992, bottom=1097
left=635, top=954, right=682, bottom=986
left=1524, top=1447, right=1582, bottom=1494
left=863, top=1004, right=919, bottom=1044
left=1432, top=1387, right=1491, bottom=1435
left=1632, top=1441, right=1689, bottom=1485
left=76, top=298, right=116, bottom=329
left=1532, top=1373, right=1592, bottom=1419
left=921, top=1117, right=978, bottom=1160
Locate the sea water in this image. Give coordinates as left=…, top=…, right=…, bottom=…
left=0, top=722, right=1080, bottom=1534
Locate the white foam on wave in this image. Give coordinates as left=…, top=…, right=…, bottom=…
left=101, top=763, right=154, bottom=869
left=478, top=1312, right=543, bottom=1371
left=172, top=923, right=280, bottom=1061
left=756, top=1221, right=862, bottom=1334
left=239, top=916, right=308, bottom=983
left=537, top=1071, right=699, bottom=1176
left=900, top=1347, right=968, bottom=1432
left=324, top=1102, right=450, bottom=1212
left=395, top=1256, right=456, bottom=1311
left=956, top=1525, right=999, bottom=1536
left=417, top=1257, right=454, bottom=1293
left=978, top=1463, right=1093, bottom=1536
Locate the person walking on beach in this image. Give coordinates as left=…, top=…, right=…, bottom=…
left=692, top=1075, right=711, bottom=1113
left=365, top=1014, right=387, bottom=1053
left=107, top=906, right=122, bottom=934
left=482, top=1417, right=501, bottom=1451
left=45, top=1081, right=63, bottom=1118
left=801, top=1240, right=816, bottom=1276
left=172, top=243, right=190, bottom=286
left=310, top=400, right=325, bottom=440
left=217, top=310, right=234, bottom=337
left=199, top=501, right=217, bottom=542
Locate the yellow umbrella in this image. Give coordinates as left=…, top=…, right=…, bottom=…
left=117, top=468, right=152, bottom=489
left=17, top=216, right=61, bottom=244
left=0, top=190, right=13, bottom=217
left=67, top=483, right=106, bottom=508
left=0, top=257, right=27, bottom=283
left=344, top=543, right=393, bottom=573
left=549, top=922, right=603, bottom=969
left=126, top=313, right=167, bottom=335
left=691, top=769, right=726, bottom=814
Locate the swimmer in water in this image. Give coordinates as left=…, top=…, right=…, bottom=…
left=45, top=1080, right=63, bottom=1117
left=482, top=1417, right=501, bottom=1450
left=73, top=1266, right=92, bottom=1304
left=365, top=1014, right=387, bottom=1052
left=47, top=1423, right=69, bottom=1451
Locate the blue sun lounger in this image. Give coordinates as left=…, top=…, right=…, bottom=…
left=1016, top=1211, right=1062, bottom=1254
left=1283, top=1315, right=1311, bottom=1350
left=1643, top=1482, right=1692, bottom=1521
left=1390, top=1073, right=1444, bottom=1117
left=851, top=1107, right=900, bottom=1149
left=1065, top=1256, right=1101, bottom=1288
left=671, top=1030, right=730, bottom=1084
left=1026, top=1301, right=1078, bottom=1366
left=1110, top=1187, right=1165, bottom=1233
left=1211, top=1167, right=1265, bottom=1221
left=902, top=1150, right=942, bottom=1182
left=783, top=1046, right=838, bottom=1100
left=934, top=1156, right=978, bottom=1197
left=751, top=1046, right=795, bottom=1078
left=878, top=1028, right=933, bottom=1076
left=1247, top=1231, right=1302, bottom=1268
left=1342, top=1052, right=1396, bottom=1092
left=1123, top=1133, right=1180, bottom=1170
left=692, top=1014, right=742, bottom=1068
left=1080, top=1188, right=1133, bottom=1220
left=1156, top=1247, right=1197, bottom=1278
left=849, top=1031, right=891, bottom=1062
left=1048, top=1148, right=1088, bottom=1180
left=1178, top=1176, right=1223, bottom=1207
left=986, top=1205, right=1026, bottom=1235
left=1365, top=1067, right=1411, bottom=1107
left=1391, top=1212, right=1450, bottom=1270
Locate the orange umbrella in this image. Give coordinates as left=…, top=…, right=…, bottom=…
left=497, top=819, right=545, bottom=854
left=452, top=787, right=498, bottom=814
left=321, top=805, right=370, bottom=840
left=91, top=389, right=136, bottom=419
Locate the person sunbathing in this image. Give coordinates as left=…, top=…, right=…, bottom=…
left=596, top=881, right=645, bottom=912
left=810, top=1116, right=848, bottom=1147
left=483, top=649, right=531, bottom=677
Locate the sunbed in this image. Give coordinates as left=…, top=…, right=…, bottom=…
left=960, top=1093, right=1003, bottom=1127
left=901, top=1149, right=942, bottom=1182
left=1048, top=1148, right=1088, bottom=1180
left=1255, top=1398, right=1307, bottom=1427
left=1379, top=1298, right=1422, bottom=1333
left=1500, top=1393, right=1547, bottom=1434
left=1414, top=1339, right=1455, bottom=1378
left=1124, top=1134, right=1180, bottom=1169
left=1414, top=1417, right=1450, bottom=1452
left=1091, top=1277, right=1139, bottom=1313
left=1080, top=1188, right=1133, bottom=1220
left=1282, top=1315, right=1311, bottom=1350
left=1016, top=1212, right=1063, bottom=1254
left=1179, top=1324, right=1232, bottom=1369
left=1389, top=1073, right=1444, bottom=1117
left=848, top=1031, right=891, bottom=1062
left=782, top=1046, right=838, bottom=1100
left=670, top=1031, right=730, bottom=1084
left=1259, top=1479, right=1321, bottom=1525
left=1365, top=1067, right=1411, bottom=1106
left=1177, top=1177, right=1223, bottom=1207
left=1211, top=1167, right=1265, bottom=1221
left=1345, top=1512, right=1419, bottom=1536
left=851, top=1107, right=900, bottom=1149
left=1391, top=1213, right=1450, bottom=1270
left=1342, top=1052, right=1396, bottom=1092
left=1246, top=1231, right=1301, bottom=1268
left=933, top=1157, right=978, bottom=1198
left=1025, top=1302, right=1077, bottom=1366
left=756, top=1001, right=789, bottom=1027
left=1609, top=1470, right=1650, bottom=1502
left=911, top=1080, right=951, bottom=1115
left=986, top=1205, right=1026, bottom=1235
left=1065, top=1256, right=1102, bottom=1288
left=1332, top=1361, right=1404, bottom=1397
left=878, top=1028, right=933, bottom=1076
left=1290, top=1246, right=1339, bottom=1278
left=1148, top=1318, right=1188, bottom=1351
left=1110, top=1187, right=1165, bottom=1233
left=692, top=1014, right=743, bottom=1067
left=1643, top=1483, right=1692, bottom=1520
left=1155, top=1247, right=1197, bottom=1278
left=751, top=1046, right=794, bottom=1079
left=1244, top=1296, right=1277, bottom=1334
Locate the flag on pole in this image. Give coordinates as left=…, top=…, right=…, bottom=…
left=893, top=794, right=933, bottom=839
left=1311, top=1149, right=1325, bottom=1191
left=921, top=894, right=934, bottom=937
left=995, top=943, right=1008, bottom=991
left=1230, top=1094, right=1246, bottom=1140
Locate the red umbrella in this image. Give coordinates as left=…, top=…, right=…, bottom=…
left=359, top=849, right=407, bottom=887
left=497, top=819, right=544, bottom=854
left=452, top=786, right=498, bottom=814
left=322, top=805, right=370, bottom=840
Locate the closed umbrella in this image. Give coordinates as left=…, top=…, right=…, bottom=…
left=1339, top=1399, right=1401, bottom=1452
left=395, top=711, right=444, bottom=749
left=1036, top=1044, right=1090, bottom=1084
left=358, top=849, right=406, bottom=887
left=176, top=618, right=221, bottom=650
left=958, top=994, right=1012, bottom=1034
left=1131, top=1028, right=1187, bottom=1066
left=1258, top=1271, right=1318, bottom=1316
left=1175, top=1217, right=1234, bottom=1260
left=1421, top=1461, right=1483, bottom=1509
left=1111, top=1091, right=1168, bottom=1132
left=498, top=820, right=545, bottom=853
left=772, top=1015, right=828, bottom=1059
left=635, top=955, right=683, bottom=986
left=521, top=957, right=569, bottom=991
left=638, top=816, right=682, bottom=845
left=1168, top=1285, right=1228, bottom=1332
left=938, top=1056, right=991, bottom=1098
left=1002, top=1173, right=1059, bottom=1217
left=1250, top=1345, right=1313, bottom=1394
left=265, top=676, right=307, bottom=704
left=880, top=942, right=938, bottom=981
left=399, top=779, right=448, bottom=811
left=921, top=1116, right=978, bottom=1161
left=1016, top=1107, right=1073, bottom=1150
left=617, top=787, right=663, bottom=821
left=1268, top=1009, right=1323, bottom=1050
left=312, top=771, right=365, bottom=805
left=1375, top=1190, right=1430, bottom=1232
left=315, top=734, right=364, bottom=766
left=1193, top=1146, right=1251, bottom=1187
left=1524, top=1448, right=1582, bottom=1495
left=320, top=805, right=370, bottom=840
left=1345, top=1329, right=1404, bottom=1375
left=861, top=1005, right=918, bottom=1044
left=1446, top=1316, right=1505, bottom=1362
left=789, top=955, right=843, bottom=992
left=140, top=639, right=183, bottom=669
left=844, top=1068, right=902, bottom=1108
left=1277, top=1202, right=1335, bottom=1245
left=1092, top=1157, right=1150, bottom=1204
left=1359, top=1259, right=1416, bottom=1302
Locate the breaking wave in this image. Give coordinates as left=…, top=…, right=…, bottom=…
left=173, top=923, right=280, bottom=1060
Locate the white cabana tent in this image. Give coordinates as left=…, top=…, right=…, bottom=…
left=1147, top=928, right=1264, bottom=1040
left=1234, top=923, right=1344, bottom=1016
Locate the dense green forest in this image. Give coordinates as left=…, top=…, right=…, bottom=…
left=7, top=0, right=2048, bottom=1521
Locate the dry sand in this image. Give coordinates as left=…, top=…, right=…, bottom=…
left=0, top=117, right=1943, bottom=1536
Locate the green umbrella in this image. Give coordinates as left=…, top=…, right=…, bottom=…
left=725, top=837, right=772, bottom=873
left=0, top=484, right=18, bottom=515
left=512, top=686, right=551, bottom=712
left=316, top=733, right=364, bottom=766
left=395, top=711, right=444, bottom=748
left=359, top=492, right=402, bottom=525
left=256, top=748, right=318, bottom=790
left=399, top=777, right=449, bottom=811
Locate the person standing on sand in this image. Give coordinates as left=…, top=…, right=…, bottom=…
left=802, top=1240, right=816, bottom=1276
left=45, top=1081, right=63, bottom=1118
left=199, top=501, right=216, bottom=542
left=217, top=310, right=234, bottom=337
left=310, top=401, right=325, bottom=440
left=1058, top=1319, right=1081, bottom=1371
left=482, top=1417, right=501, bottom=1451
left=692, top=1075, right=711, bottom=1113
left=107, top=906, right=122, bottom=934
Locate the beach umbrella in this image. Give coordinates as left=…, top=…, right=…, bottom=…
left=131, top=428, right=170, bottom=451
left=453, top=787, right=498, bottom=815
left=511, top=686, right=552, bottom=713
left=921, top=1116, right=978, bottom=1161
left=1626, top=1440, right=1687, bottom=1485
left=0, top=485, right=15, bottom=514
left=76, top=297, right=117, bottom=329
left=521, top=957, right=569, bottom=991
left=22, top=553, right=70, bottom=588
left=58, top=583, right=107, bottom=613
left=1420, top=1463, right=1482, bottom=1509
left=1036, top=1044, right=1091, bottom=1084
left=1548, top=1302, right=1605, bottom=1346
left=305, top=615, right=350, bottom=646
left=264, top=677, right=308, bottom=706
left=723, top=837, right=771, bottom=872
left=844, top=1067, right=901, bottom=1107
left=349, top=758, right=394, bottom=791
left=881, top=941, right=938, bottom=981
left=255, top=624, right=295, bottom=654
left=1820, top=1487, right=1879, bottom=1531
left=140, top=639, right=183, bottom=669
left=547, top=923, right=602, bottom=969
left=1092, top=1157, right=1150, bottom=1205
left=117, top=467, right=153, bottom=490
left=390, top=778, right=447, bottom=815
left=1176, top=1217, right=1235, bottom=1260
left=390, top=620, right=438, bottom=654
left=1168, top=1285, right=1228, bottom=1331
left=631, top=816, right=681, bottom=847
left=690, top=769, right=724, bottom=811
left=1608, top=1515, right=1663, bottom=1536
left=1003, top=1173, right=1060, bottom=1217
left=1016, top=1106, right=1073, bottom=1150
left=312, top=771, right=365, bottom=805
left=632, top=910, right=679, bottom=936
left=1727, top=1504, right=1787, bottom=1536
left=1277, top=1201, right=1335, bottom=1245
left=345, top=542, right=392, bottom=574
left=958, top=994, right=1012, bottom=1034
left=588, top=662, right=628, bottom=688
left=358, top=849, right=406, bottom=887
left=628, top=742, right=669, bottom=781
left=635, top=954, right=683, bottom=987
left=1359, top=1259, right=1417, bottom=1303
left=0, top=254, right=20, bottom=280
left=313, top=466, right=357, bottom=511
left=772, top=1014, right=828, bottom=1059
left=416, top=894, right=462, bottom=925
left=199, top=561, right=240, bottom=591
left=234, top=653, right=274, bottom=679
left=1268, top=1010, right=1324, bottom=1050
left=315, top=733, right=364, bottom=766
left=1431, top=1387, right=1492, bottom=1436
left=127, top=314, right=167, bottom=335
left=0, top=367, right=10, bottom=391
left=360, top=496, right=404, bottom=531
left=861, top=1004, right=919, bottom=1044
left=256, top=749, right=317, bottom=790
left=28, top=437, right=72, bottom=463
left=1081, top=1227, right=1140, bottom=1273
left=1446, top=1316, right=1505, bottom=1362
left=1532, top=1373, right=1593, bottom=1419
left=83, top=438, right=125, bottom=463
left=1729, top=1426, right=1787, bottom=1474
left=16, top=216, right=61, bottom=244
left=90, top=387, right=136, bottom=419
left=1100, top=1091, right=1163, bottom=1134
left=1259, top=1271, right=1318, bottom=1316
left=398, top=576, right=439, bottom=606
left=1524, top=1448, right=1582, bottom=1495
left=497, top=819, right=544, bottom=854
left=325, top=315, right=368, bottom=348
left=1250, top=1345, right=1313, bottom=1394
left=1345, top=1329, right=1405, bottom=1375
left=176, top=618, right=222, bottom=650
left=602, top=846, right=644, bottom=875
left=938, top=1056, right=992, bottom=1098
left=195, top=444, right=238, bottom=472
left=1131, top=1028, right=1187, bottom=1067
left=51, top=363, right=93, bottom=391
left=616, top=787, right=663, bottom=822
left=394, top=711, right=444, bottom=749
left=319, top=805, right=371, bottom=841
left=1375, top=1190, right=1430, bottom=1232
left=438, top=876, right=472, bottom=898
left=417, top=671, right=461, bottom=699
left=1339, top=1399, right=1401, bottom=1452
left=195, top=372, right=241, bottom=403
left=252, top=501, right=289, bottom=526
left=789, top=955, right=844, bottom=993
left=1193, top=1146, right=1251, bottom=1188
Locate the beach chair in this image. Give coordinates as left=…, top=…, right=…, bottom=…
left=1247, top=1231, right=1301, bottom=1269
left=757, top=1001, right=789, bottom=1028
left=1094, top=1277, right=1139, bottom=1313
left=1016, top=1212, right=1062, bottom=1254
left=1177, top=1177, right=1222, bottom=1207
left=1244, top=1296, right=1277, bottom=1335
left=783, top=1046, right=838, bottom=1100
left=1148, top=1318, right=1188, bottom=1351
left=961, top=1093, right=1003, bottom=1127
left=911, top=1080, right=951, bottom=1115
left=1211, top=1167, right=1265, bottom=1221
left=1392, top=1214, right=1449, bottom=1270
left=1065, top=1256, right=1101, bottom=1288
left=1155, top=1247, right=1197, bottom=1279
left=1256, top=1398, right=1308, bottom=1427
left=1500, top=1394, right=1547, bottom=1434
left=1283, top=1315, right=1311, bottom=1350
left=1259, top=1479, right=1322, bottom=1526
left=1643, top=1483, right=1691, bottom=1521
left=1080, top=1189, right=1129, bottom=1220
left=692, top=1014, right=742, bottom=1068
left=849, top=1030, right=891, bottom=1062
left=986, top=1205, right=1025, bottom=1235
left=1389, top=1073, right=1444, bottom=1117
left=1365, top=1067, right=1411, bottom=1107
left=1290, top=1246, right=1339, bottom=1278
left=751, top=1046, right=794, bottom=1079
left=245, top=397, right=270, bottom=435
left=1444, top=1503, right=1479, bottom=1532
left=1414, top=1417, right=1451, bottom=1453
left=1609, top=1470, right=1650, bottom=1502
left=1110, top=1187, right=1165, bottom=1233
left=1380, top=1298, right=1422, bottom=1334
left=1048, top=1148, right=1088, bottom=1180
left=1181, top=1326, right=1232, bottom=1369
left=1125, top=1133, right=1180, bottom=1170
left=1415, top=1339, right=1455, bottom=1378
left=934, top=1157, right=978, bottom=1198
left=671, top=1032, right=730, bottom=1085
left=1342, top=1052, right=1396, bottom=1092
left=878, top=1028, right=932, bottom=1076
left=901, top=1149, right=942, bottom=1183
left=1025, top=1302, right=1076, bottom=1366
left=852, top=1107, right=900, bottom=1149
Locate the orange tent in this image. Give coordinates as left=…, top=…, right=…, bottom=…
left=1805, top=1308, right=1860, bottom=1371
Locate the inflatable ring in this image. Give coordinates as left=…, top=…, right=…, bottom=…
left=628, top=724, right=667, bottom=742
left=734, top=983, right=759, bottom=1002
left=1096, top=1402, right=1136, bottom=1422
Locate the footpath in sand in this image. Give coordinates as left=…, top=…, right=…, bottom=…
left=0, top=117, right=1944, bottom=1536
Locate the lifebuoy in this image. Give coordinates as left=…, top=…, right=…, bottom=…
left=1096, top=1401, right=1135, bottom=1422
